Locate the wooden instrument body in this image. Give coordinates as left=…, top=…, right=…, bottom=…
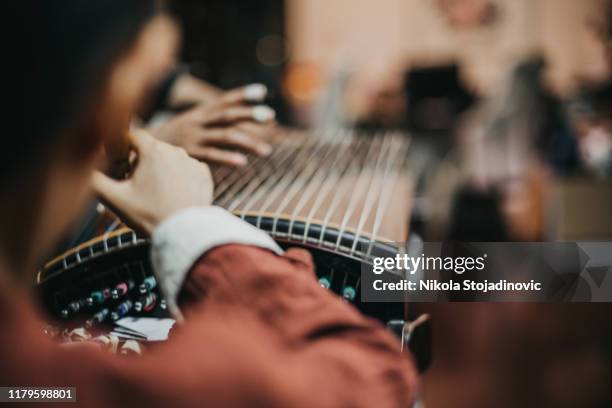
left=37, top=131, right=431, bottom=369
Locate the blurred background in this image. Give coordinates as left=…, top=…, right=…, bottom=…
left=167, top=0, right=612, bottom=406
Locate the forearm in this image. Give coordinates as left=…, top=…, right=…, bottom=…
left=149, top=206, right=418, bottom=406
left=177, top=244, right=418, bottom=407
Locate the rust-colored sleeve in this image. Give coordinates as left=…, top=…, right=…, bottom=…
left=0, top=245, right=418, bottom=408
left=177, top=244, right=419, bottom=407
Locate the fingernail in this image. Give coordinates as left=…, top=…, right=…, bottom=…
left=252, top=105, right=275, bottom=123
left=244, top=83, right=267, bottom=102
left=257, top=144, right=273, bottom=156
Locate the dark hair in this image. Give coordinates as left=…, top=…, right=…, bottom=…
left=5, top=1, right=155, bottom=186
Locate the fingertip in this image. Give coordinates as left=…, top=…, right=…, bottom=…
left=244, top=83, right=267, bottom=102
left=128, top=128, right=152, bottom=151
left=252, top=105, right=275, bottom=123
left=231, top=153, right=248, bottom=167
left=256, top=143, right=273, bottom=156
left=92, top=170, right=108, bottom=184
left=91, top=171, right=116, bottom=195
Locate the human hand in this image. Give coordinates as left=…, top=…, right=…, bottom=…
left=149, top=84, right=276, bottom=167
left=93, top=129, right=213, bottom=235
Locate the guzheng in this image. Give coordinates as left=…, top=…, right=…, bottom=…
left=37, top=130, right=430, bottom=368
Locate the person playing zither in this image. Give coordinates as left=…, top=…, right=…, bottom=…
left=0, top=2, right=417, bottom=407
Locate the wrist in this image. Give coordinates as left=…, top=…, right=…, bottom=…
left=150, top=206, right=282, bottom=320
left=168, top=73, right=221, bottom=108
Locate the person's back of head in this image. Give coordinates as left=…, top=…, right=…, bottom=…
left=6, top=1, right=157, bottom=187
left=3, top=0, right=177, bottom=274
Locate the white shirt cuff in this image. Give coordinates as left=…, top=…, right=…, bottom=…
left=150, top=206, right=283, bottom=321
